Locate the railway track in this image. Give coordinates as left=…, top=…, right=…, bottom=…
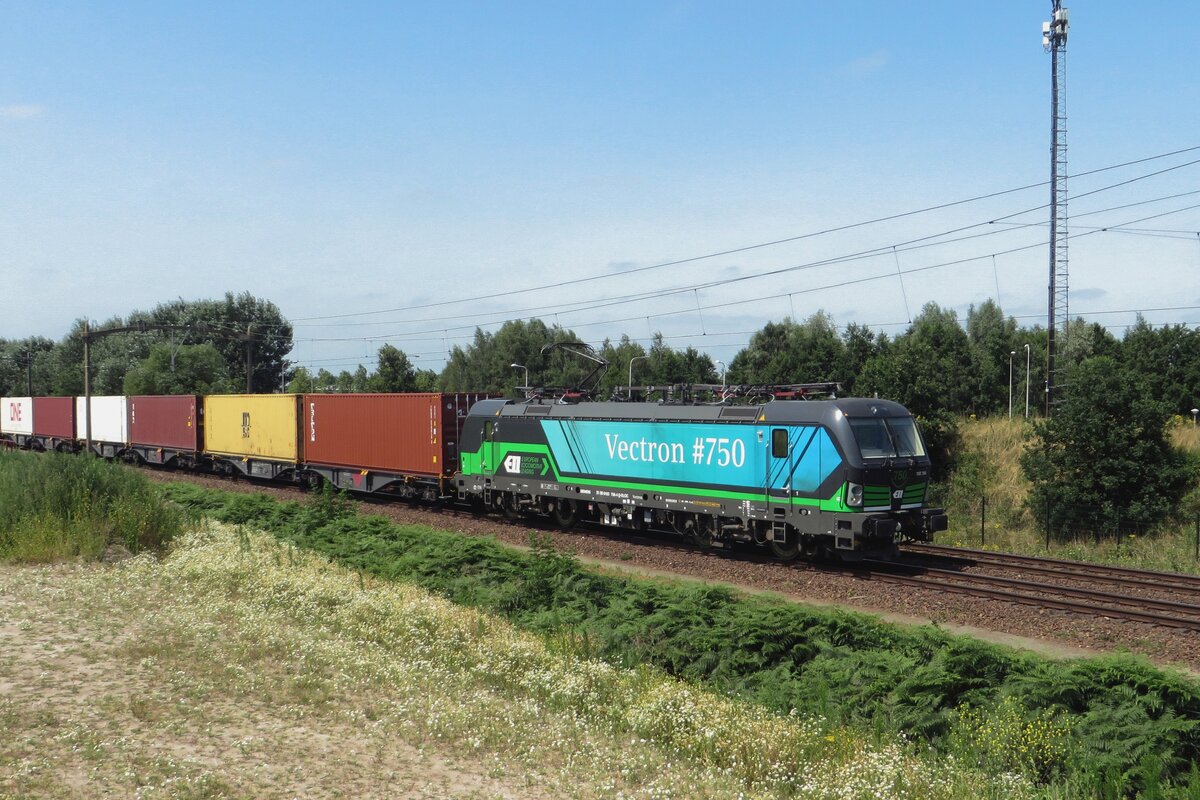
left=876, top=543, right=1200, bottom=632
left=904, top=542, right=1200, bottom=594
left=154, top=468, right=1200, bottom=634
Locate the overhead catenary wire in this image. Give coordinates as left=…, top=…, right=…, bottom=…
left=290, top=145, right=1200, bottom=323
left=292, top=199, right=1200, bottom=351
left=285, top=179, right=1200, bottom=340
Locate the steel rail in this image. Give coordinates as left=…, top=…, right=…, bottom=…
left=855, top=565, right=1200, bottom=632
left=868, top=560, right=1200, bottom=617
left=905, top=542, right=1200, bottom=592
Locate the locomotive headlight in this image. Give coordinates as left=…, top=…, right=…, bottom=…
left=846, top=482, right=863, bottom=507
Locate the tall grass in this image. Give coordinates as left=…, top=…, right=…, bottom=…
left=933, top=417, right=1200, bottom=573
left=0, top=451, right=185, bottom=563
left=164, top=482, right=1200, bottom=796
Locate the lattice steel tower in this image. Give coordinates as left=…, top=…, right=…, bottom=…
left=1043, top=1, right=1069, bottom=413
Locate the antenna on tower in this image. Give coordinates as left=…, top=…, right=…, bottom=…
left=1043, top=1, right=1069, bottom=414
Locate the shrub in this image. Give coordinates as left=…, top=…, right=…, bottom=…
left=1021, top=357, right=1199, bottom=537
left=0, top=451, right=185, bottom=562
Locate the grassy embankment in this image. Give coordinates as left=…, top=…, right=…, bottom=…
left=0, top=453, right=1017, bottom=798
left=1, top=521, right=1026, bottom=799
left=163, top=481, right=1200, bottom=798
left=5, top=451, right=1200, bottom=796
left=0, top=449, right=184, bottom=562
left=932, top=418, right=1200, bottom=573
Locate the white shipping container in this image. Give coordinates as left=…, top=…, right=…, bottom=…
left=0, top=397, right=34, bottom=436
left=75, top=396, right=129, bottom=444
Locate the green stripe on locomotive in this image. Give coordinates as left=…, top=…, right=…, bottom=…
left=461, top=438, right=855, bottom=512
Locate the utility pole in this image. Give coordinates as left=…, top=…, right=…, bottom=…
left=20, top=350, right=34, bottom=395
left=83, top=320, right=92, bottom=455
left=78, top=320, right=205, bottom=454
left=1043, top=1, right=1070, bottom=415
left=243, top=324, right=254, bottom=393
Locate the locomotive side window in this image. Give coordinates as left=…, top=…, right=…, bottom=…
left=771, top=429, right=789, bottom=458
left=484, top=420, right=494, bottom=441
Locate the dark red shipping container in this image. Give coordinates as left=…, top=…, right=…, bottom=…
left=302, top=393, right=488, bottom=477
left=33, top=397, right=74, bottom=439
left=128, top=395, right=201, bottom=451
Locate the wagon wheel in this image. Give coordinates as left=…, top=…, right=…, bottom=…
left=767, top=525, right=800, bottom=562
left=552, top=499, right=577, bottom=530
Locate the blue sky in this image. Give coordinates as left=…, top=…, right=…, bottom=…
left=2, top=1, right=1198, bottom=375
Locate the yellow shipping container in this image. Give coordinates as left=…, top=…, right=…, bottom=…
left=203, top=394, right=301, bottom=462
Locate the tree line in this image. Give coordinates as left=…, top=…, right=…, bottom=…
left=5, top=295, right=1200, bottom=422
left=0, top=292, right=292, bottom=397
left=4, top=292, right=1200, bottom=531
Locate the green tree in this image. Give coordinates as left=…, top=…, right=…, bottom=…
left=856, top=302, right=978, bottom=416
left=1021, top=356, right=1198, bottom=536
left=368, top=345, right=418, bottom=392
left=413, top=368, right=439, bottom=392
left=286, top=367, right=317, bottom=393
left=728, top=312, right=845, bottom=385
left=0, top=337, right=55, bottom=396
left=598, top=335, right=648, bottom=397
left=1120, top=318, right=1200, bottom=415
left=965, top=300, right=1018, bottom=414
left=839, top=323, right=881, bottom=395
left=440, top=319, right=588, bottom=393
left=151, top=292, right=294, bottom=392
left=123, top=343, right=234, bottom=395
left=643, top=334, right=717, bottom=386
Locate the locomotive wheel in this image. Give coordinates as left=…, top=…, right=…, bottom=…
left=502, top=494, right=522, bottom=521
left=689, top=515, right=714, bottom=551
left=767, top=525, right=800, bottom=561
left=552, top=499, right=577, bottom=530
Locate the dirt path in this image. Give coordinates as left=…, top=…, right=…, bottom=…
left=0, top=562, right=555, bottom=799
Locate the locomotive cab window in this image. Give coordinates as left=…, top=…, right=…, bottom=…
left=771, top=429, right=789, bottom=458
left=849, top=417, right=926, bottom=459
left=484, top=420, right=494, bottom=441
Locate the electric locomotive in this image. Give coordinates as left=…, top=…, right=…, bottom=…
left=455, top=390, right=947, bottom=560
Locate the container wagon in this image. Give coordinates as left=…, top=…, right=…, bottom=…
left=75, top=396, right=130, bottom=457
left=301, top=393, right=488, bottom=499
left=0, top=396, right=33, bottom=448
left=203, top=394, right=301, bottom=479
left=127, top=395, right=202, bottom=468
left=33, top=397, right=74, bottom=451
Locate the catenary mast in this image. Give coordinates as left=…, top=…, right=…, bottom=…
left=1043, top=1, right=1069, bottom=414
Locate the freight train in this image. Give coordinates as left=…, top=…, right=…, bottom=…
left=1, top=390, right=946, bottom=560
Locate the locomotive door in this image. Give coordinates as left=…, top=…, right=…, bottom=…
left=481, top=420, right=496, bottom=475
left=767, top=428, right=792, bottom=504
left=765, top=427, right=795, bottom=554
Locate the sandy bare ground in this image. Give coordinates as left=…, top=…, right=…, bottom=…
left=0, top=560, right=555, bottom=799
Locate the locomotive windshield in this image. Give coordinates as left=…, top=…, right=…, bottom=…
left=849, top=416, right=926, bottom=459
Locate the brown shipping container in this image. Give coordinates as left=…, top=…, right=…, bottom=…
left=33, top=397, right=74, bottom=439
left=302, top=393, right=487, bottom=477
left=129, top=396, right=201, bottom=451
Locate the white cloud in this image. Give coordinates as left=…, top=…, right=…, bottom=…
left=0, top=104, right=46, bottom=119
left=845, top=50, right=889, bottom=77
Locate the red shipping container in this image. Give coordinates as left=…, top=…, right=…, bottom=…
left=128, top=395, right=201, bottom=451
left=302, top=393, right=487, bottom=477
left=33, top=397, right=74, bottom=439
